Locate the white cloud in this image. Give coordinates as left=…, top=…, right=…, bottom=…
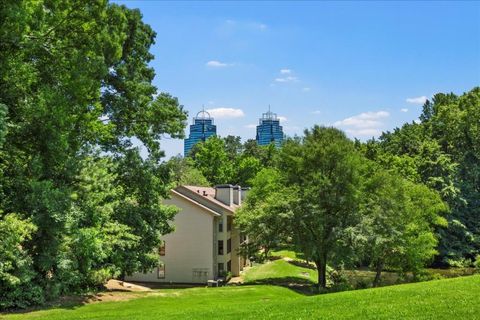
left=245, top=124, right=257, bottom=129
left=206, top=60, right=231, bottom=68
left=302, top=87, right=311, bottom=92
left=252, top=22, right=267, bottom=30
left=406, top=96, right=428, bottom=105
left=345, top=128, right=383, bottom=136
left=283, top=125, right=301, bottom=133
left=275, top=76, right=298, bottom=83
left=280, top=69, right=292, bottom=74
left=400, top=108, right=408, bottom=112
left=206, top=107, right=245, bottom=119
left=333, top=111, right=390, bottom=137
left=312, top=110, right=321, bottom=115
left=278, top=116, right=288, bottom=122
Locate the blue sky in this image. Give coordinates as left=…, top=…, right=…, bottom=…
left=115, top=1, right=480, bottom=158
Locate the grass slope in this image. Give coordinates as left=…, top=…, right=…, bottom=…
left=243, top=259, right=317, bottom=285
left=4, top=275, right=479, bottom=320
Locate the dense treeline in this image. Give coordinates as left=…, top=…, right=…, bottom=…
left=182, top=88, right=479, bottom=290
left=0, top=0, right=186, bottom=309
left=1, top=0, right=477, bottom=309
left=361, top=87, right=480, bottom=266
left=168, top=136, right=277, bottom=187
left=235, top=127, right=447, bottom=290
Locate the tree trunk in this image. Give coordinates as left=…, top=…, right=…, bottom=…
left=315, top=259, right=327, bottom=291
left=373, top=261, right=383, bottom=287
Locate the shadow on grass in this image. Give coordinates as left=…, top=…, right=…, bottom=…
left=2, top=282, right=204, bottom=315
left=2, top=294, right=98, bottom=315
left=286, top=259, right=316, bottom=270
left=243, top=276, right=318, bottom=296
left=268, top=255, right=284, bottom=261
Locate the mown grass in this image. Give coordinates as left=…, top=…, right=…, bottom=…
left=253, top=250, right=402, bottom=288
left=3, top=276, right=479, bottom=319
left=243, top=259, right=317, bottom=285
left=270, top=249, right=303, bottom=260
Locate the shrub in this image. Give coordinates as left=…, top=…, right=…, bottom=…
left=0, top=214, right=44, bottom=310
left=413, top=270, right=444, bottom=282
left=446, top=258, right=473, bottom=268
left=326, top=267, right=352, bottom=292
left=355, top=279, right=369, bottom=290
left=474, top=255, right=480, bottom=273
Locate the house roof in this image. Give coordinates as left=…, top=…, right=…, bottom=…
left=175, top=185, right=239, bottom=215
left=170, top=189, right=221, bottom=217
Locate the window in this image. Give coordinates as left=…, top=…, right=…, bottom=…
left=218, top=263, right=224, bottom=272
left=193, top=268, right=209, bottom=280
left=227, top=238, right=231, bottom=254
left=218, top=220, right=223, bottom=232
left=157, top=263, right=165, bottom=279
left=218, top=240, right=224, bottom=255
left=227, top=216, right=232, bottom=232
left=159, top=242, right=165, bottom=256
left=227, top=260, right=231, bottom=272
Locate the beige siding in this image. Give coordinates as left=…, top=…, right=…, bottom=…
left=125, top=193, right=215, bottom=283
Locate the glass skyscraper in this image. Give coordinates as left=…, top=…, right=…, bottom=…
left=184, top=110, right=217, bottom=156
left=256, top=109, right=284, bottom=147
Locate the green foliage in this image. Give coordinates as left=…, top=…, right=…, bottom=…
left=0, top=103, right=6, bottom=148
left=0, top=213, right=43, bottom=309
left=372, top=87, right=480, bottom=266
left=278, top=126, right=363, bottom=289
left=474, top=255, right=480, bottom=272
left=191, top=136, right=234, bottom=185
left=236, top=168, right=293, bottom=259
left=0, top=0, right=185, bottom=309
left=357, top=167, right=448, bottom=286
left=166, top=156, right=209, bottom=187
left=223, top=135, right=243, bottom=161
left=186, top=136, right=279, bottom=187
left=235, top=156, right=262, bottom=186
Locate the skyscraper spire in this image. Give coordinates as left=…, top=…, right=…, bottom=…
left=256, top=107, right=284, bottom=147
left=184, top=107, right=217, bottom=155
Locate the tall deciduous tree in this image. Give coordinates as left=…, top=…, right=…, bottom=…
left=191, top=136, right=234, bottom=185
left=373, top=87, right=480, bottom=266
left=0, top=0, right=186, bottom=308
left=236, top=168, right=293, bottom=259
left=278, top=126, right=362, bottom=289
left=358, top=168, right=447, bottom=287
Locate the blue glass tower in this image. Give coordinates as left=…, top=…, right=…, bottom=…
left=184, top=110, right=217, bottom=156
left=256, top=108, right=284, bottom=147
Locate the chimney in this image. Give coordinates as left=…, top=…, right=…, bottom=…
left=233, top=185, right=241, bottom=205
left=241, top=187, right=250, bottom=202
left=214, top=184, right=234, bottom=206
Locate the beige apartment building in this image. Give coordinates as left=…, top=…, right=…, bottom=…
left=125, top=184, right=249, bottom=284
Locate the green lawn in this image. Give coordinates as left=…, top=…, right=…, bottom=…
left=246, top=250, right=402, bottom=288
left=3, top=276, right=480, bottom=319
left=270, top=249, right=303, bottom=260
left=243, top=259, right=317, bottom=285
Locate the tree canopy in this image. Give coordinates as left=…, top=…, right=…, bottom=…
left=0, top=0, right=186, bottom=309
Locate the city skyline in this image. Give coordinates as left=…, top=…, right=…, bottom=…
left=184, top=107, right=285, bottom=155
left=114, top=1, right=480, bottom=159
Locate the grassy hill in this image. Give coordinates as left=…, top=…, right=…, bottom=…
left=3, top=275, right=479, bottom=319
